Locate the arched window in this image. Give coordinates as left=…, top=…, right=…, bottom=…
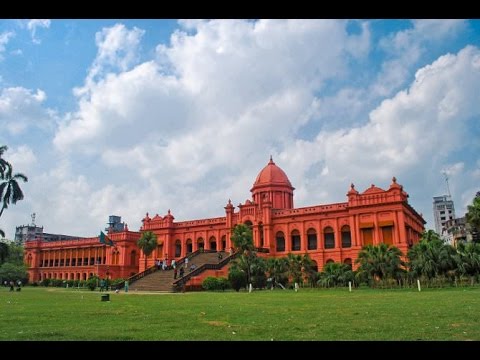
left=244, top=220, right=253, bottom=229
left=258, top=222, right=264, bottom=247
left=276, top=232, right=285, bottom=252
left=186, top=239, right=193, bottom=254
left=344, top=258, right=352, bottom=270
left=209, top=236, right=217, bottom=251
left=341, top=225, right=352, bottom=248
left=311, top=260, right=318, bottom=272
left=307, top=228, right=317, bottom=250
left=324, top=227, right=335, bottom=249
left=175, top=240, right=182, bottom=257
left=130, top=250, right=137, bottom=265
left=197, top=237, right=204, bottom=251
left=326, top=259, right=334, bottom=264
left=291, top=230, right=301, bottom=251
left=221, top=235, right=226, bottom=251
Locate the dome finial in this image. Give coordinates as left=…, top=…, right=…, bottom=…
left=269, top=155, right=274, bottom=164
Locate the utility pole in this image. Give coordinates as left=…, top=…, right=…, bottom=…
left=442, top=171, right=451, bottom=198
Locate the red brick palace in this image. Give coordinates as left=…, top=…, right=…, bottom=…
left=24, top=157, right=425, bottom=282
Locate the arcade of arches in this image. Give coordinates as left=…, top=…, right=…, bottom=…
left=24, top=157, right=425, bottom=282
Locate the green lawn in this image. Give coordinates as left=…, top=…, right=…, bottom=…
left=1, top=286, right=479, bottom=340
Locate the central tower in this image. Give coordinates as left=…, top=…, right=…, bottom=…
left=250, top=156, right=295, bottom=209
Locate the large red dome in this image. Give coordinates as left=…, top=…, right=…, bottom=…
left=252, top=157, right=293, bottom=188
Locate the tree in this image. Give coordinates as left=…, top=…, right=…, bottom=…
left=0, top=241, right=9, bottom=264
left=466, top=193, right=480, bottom=243
left=0, top=145, right=28, bottom=218
left=230, top=224, right=255, bottom=285
left=454, top=242, right=480, bottom=285
left=355, top=244, right=405, bottom=286
left=266, top=257, right=289, bottom=287
left=317, top=262, right=353, bottom=288
left=231, top=223, right=255, bottom=254
left=0, top=229, right=4, bottom=238
left=137, top=231, right=158, bottom=270
left=0, top=145, right=10, bottom=178
left=407, top=232, right=455, bottom=282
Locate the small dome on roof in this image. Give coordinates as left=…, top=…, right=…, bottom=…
left=253, top=156, right=292, bottom=188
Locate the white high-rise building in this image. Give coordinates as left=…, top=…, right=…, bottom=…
left=433, top=195, right=456, bottom=236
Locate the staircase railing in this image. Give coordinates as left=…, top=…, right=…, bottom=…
left=118, top=264, right=158, bottom=289
left=172, top=252, right=239, bottom=291
left=118, top=249, right=220, bottom=289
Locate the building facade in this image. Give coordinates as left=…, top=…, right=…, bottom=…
left=433, top=195, right=456, bottom=236
left=25, top=158, right=425, bottom=282
left=139, top=157, right=425, bottom=272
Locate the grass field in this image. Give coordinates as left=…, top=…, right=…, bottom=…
left=1, top=286, right=479, bottom=340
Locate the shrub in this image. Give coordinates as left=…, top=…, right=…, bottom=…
left=111, top=278, right=126, bottom=290
left=202, top=277, right=219, bottom=291
left=217, top=277, right=230, bottom=291
left=252, top=273, right=267, bottom=289
left=228, top=269, right=246, bottom=292
left=86, top=276, right=99, bottom=291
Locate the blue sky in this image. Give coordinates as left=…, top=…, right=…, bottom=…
left=0, top=19, right=479, bottom=239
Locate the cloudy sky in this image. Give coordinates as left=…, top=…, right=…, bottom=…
left=0, top=19, right=479, bottom=239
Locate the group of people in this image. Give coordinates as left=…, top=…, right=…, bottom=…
left=3, top=280, right=22, bottom=291
left=155, top=258, right=176, bottom=271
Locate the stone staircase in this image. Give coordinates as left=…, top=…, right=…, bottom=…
left=129, top=251, right=228, bottom=292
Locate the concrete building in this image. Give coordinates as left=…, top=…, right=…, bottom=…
left=433, top=195, right=456, bottom=236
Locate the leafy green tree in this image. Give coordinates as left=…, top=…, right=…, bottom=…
left=0, top=146, right=28, bottom=218
left=5, top=242, right=25, bottom=265
left=286, top=253, right=304, bottom=285
left=137, top=231, right=158, bottom=270
left=0, top=229, right=4, bottom=238
left=230, top=224, right=255, bottom=284
left=317, top=262, right=353, bottom=288
left=0, top=241, right=9, bottom=264
left=301, top=254, right=318, bottom=287
left=408, top=232, right=456, bottom=282
left=355, top=244, right=405, bottom=286
left=228, top=268, right=247, bottom=291
left=466, top=193, right=480, bottom=243
left=454, top=242, right=480, bottom=285
left=0, top=262, right=28, bottom=284
left=231, top=223, right=255, bottom=254
left=266, top=257, right=289, bottom=287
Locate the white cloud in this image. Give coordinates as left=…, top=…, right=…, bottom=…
left=27, top=19, right=51, bottom=44
left=5, top=145, right=36, bottom=173
left=74, top=23, right=145, bottom=99
left=0, top=87, right=56, bottom=136
left=0, top=31, right=14, bottom=60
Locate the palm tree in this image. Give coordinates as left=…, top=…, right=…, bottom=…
left=137, top=231, right=158, bottom=270
left=454, top=242, right=480, bottom=285
left=266, top=257, right=289, bottom=287
left=466, top=194, right=480, bottom=243
left=408, top=234, right=455, bottom=284
left=317, top=262, right=353, bottom=288
left=286, top=253, right=304, bottom=285
left=231, top=224, right=255, bottom=284
left=231, top=224, right=255, bottom=254
left=355, top=244, right=404, bottom=286
left=0, top=166, right=28, bottom=218
left=0, top=145, right=10, bottom=178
